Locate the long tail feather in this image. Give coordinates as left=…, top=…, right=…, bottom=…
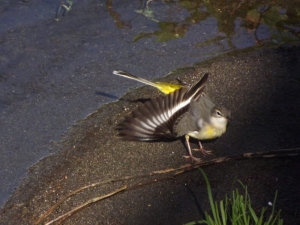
left=113, top=70, right=158, bottom=88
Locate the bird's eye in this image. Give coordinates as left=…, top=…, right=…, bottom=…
left=216, top=110, right=222, bottom=116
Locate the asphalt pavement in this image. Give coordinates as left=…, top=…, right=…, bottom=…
left=1, top=47, right=300, bottom=224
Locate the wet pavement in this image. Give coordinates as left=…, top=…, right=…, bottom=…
left=1, top=47, right=300, bottom=224
left=1, top=0, right=300, bottom=224
left=0, top=0, right=229, bottom=205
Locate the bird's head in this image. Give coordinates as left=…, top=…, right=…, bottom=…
left=210, top=107, right=231, bottom=129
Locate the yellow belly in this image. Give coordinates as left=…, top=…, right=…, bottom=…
left=188, top=125, right=226, bottom=140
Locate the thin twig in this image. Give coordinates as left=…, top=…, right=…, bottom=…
left=44, top=186, right=126, bottom=225
left=36, top=148, right=300, bottom=224
left=35, top=180, right=114, bottom=224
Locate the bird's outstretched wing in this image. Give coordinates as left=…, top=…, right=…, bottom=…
left=119, top=74, right=209, bottom=141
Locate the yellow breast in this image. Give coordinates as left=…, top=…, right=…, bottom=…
left=189, top=124, right=226, bottom=140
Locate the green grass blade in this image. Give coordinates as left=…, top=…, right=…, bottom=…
left=198, top=169, right=219, bottom=223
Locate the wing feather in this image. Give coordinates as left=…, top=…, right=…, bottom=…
left=119, top=73, right=209, bottom=141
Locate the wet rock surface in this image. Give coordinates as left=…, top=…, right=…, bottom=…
left=1, top=47, right=300, bottom=224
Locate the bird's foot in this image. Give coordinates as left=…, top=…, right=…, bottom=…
left=192, top=148, right=212, bottom=155
left=183, top=155, right=201, bottom=163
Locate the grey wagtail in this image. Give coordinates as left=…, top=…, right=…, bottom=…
left=119, top=73, right=230, bottom=162
left=113, top=70, right=183, bottom=94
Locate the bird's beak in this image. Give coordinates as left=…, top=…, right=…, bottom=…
left=226, top=113, right=232, bottom=121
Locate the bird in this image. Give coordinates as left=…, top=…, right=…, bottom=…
left=113, top=70, right=184, bottom=94
left=119, top=73, right=231, bottom=162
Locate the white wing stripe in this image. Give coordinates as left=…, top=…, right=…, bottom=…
left=139, top=121, right=154, bottom=130
left=146, top=96, right=193, bottom=126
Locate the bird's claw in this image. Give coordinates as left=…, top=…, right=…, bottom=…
left=192, top=148, right=212, bottom=155
left=183, top=155, right=201, bottom=163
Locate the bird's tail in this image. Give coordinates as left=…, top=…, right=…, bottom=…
left=113, top=70, right=159, bottom=89
left=113, top=70, right=183, bottom=94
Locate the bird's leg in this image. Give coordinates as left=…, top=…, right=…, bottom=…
left=183, top=135, right=201, bottom=163
left=192, top=141, right=212, bottom=155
